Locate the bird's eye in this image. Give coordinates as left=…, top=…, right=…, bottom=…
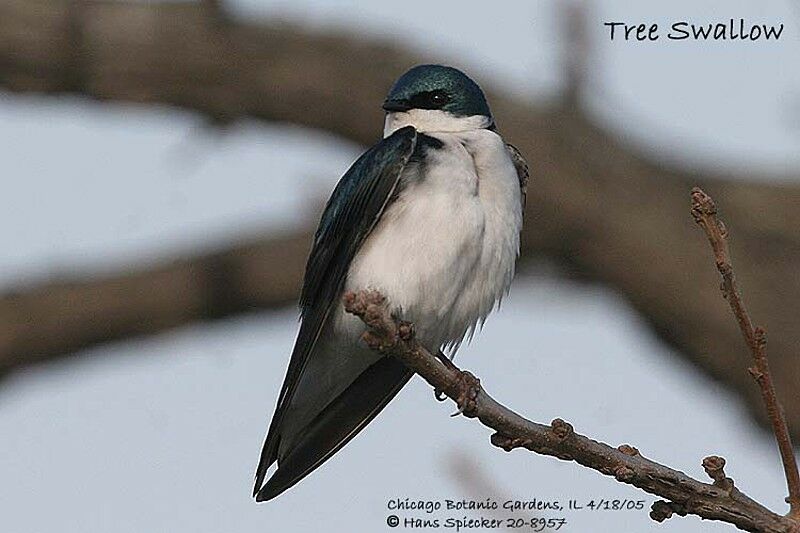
left=408, top=90, right=450, bottom=110
left=429, top=92, right=449, bottom=106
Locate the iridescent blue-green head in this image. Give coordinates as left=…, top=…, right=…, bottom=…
left=382, top=65, right=493, bottom=125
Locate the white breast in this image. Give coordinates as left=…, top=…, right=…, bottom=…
left=334, top=124, right=522, bottom=354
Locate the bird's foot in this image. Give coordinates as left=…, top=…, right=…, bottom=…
left=450, top=370, right=480, bottom=418
left=396, top=319, right=415, bottom=341
left=432, top=351, right=458, bottom=402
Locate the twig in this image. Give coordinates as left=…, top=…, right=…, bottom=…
left=343, top=290, right=799, bottom=532
left=691, top=187, right=800, bottom=519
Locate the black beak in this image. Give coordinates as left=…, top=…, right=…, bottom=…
left=382, top=99, right=411, bottom=112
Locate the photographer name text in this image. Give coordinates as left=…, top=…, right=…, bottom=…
left=384, top=497, right=647, bottom=531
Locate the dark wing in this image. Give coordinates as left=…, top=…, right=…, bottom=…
left=256, top=357, right=412, bottom=501
left=253, top=126, right=418, bottom=496
left=506, top=143, right=529, bottom=212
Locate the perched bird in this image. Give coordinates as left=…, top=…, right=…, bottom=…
left=253, top=64, right=528, bottom=502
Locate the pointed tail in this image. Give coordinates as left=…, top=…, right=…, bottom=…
left=254, top=356, right=412, bottom=501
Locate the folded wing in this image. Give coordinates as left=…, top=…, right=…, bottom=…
left=253, top=126, right=418, bottom=501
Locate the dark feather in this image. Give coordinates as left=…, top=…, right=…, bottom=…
left=253, top=126, right=418, bottom=497
left=255, top=358, right=412, bottom=501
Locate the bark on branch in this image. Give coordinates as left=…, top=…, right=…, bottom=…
left=1, top=1, right=799, bottom=445
left=343, top=290, right=798, bottom=533
left=341, top=188, right=800, bottom=531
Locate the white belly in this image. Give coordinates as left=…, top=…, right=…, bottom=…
left=334, top=128, right=522, bottom=353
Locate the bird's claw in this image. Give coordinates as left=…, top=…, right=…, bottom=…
left=449, top=370, right=480, bottom=418
left=434, top=388, right=447, bottom=402
left=397, top=320, right=415, bottom=341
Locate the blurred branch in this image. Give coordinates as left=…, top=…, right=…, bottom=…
left=0, top=233, right=308, bottom=370
left=0, top=0, right=799, bottom=446
left=692, top=187, right=800, bottom=518
left=343, top=289, right=799, bottom=533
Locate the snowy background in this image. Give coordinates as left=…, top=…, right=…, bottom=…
left=1, top=1, right=799, bottom=532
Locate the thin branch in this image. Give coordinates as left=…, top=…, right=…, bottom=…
left=691, top=186, right=800, bottom=519
left=343, top=290, right=799, bottom=532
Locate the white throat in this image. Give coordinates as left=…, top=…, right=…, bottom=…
left=383, top=109, right=492, bottom=137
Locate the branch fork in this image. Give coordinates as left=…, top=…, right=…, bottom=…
left=692, top=187, right=800, bottom=520
left=340, top=187, right=800, bottom=532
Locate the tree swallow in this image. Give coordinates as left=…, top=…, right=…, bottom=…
left=253, top=64, right=528, bottom=502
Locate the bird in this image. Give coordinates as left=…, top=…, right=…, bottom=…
left=253, top=64, right=528, bottom=502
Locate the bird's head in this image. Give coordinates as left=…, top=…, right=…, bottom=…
left=382, top=65, right=494, bottom=137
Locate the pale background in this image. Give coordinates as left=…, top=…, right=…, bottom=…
left=1, top=1, right=799, bottom=532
